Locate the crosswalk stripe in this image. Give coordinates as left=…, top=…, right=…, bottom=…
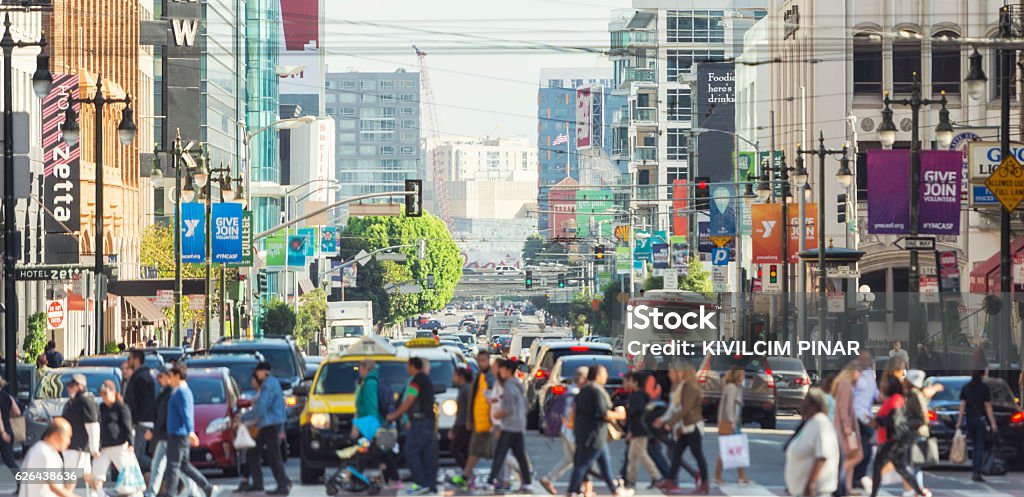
left=715, top=482, right=778, bottom=496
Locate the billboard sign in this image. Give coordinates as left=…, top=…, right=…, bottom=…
left=181, top=203, right=205, bottom=263
left=575, top=189, right=614, bottom=239
left=709, top=184, right=736, bottom=236
left=320, top=226, right=338, bottom=255
left=575, top=87, right=592, bottom=149
left=211, top=203, right=244, bottom=263
left=672, top=179, right=688, bottom=238
left=918, top=150, right=961, bottom=235
left=867, top=150, right=911, bottom=234
left=751, top=203, right=783, bottom=264
left=967, top=141, right=1024, bottom=207
left=43, top=74, right=82, bottom=264
left=264, top=231, right=286, bottom=268
left=695, top=63, right=735, bottom=181
left=278, top=0, right=321, bottom=95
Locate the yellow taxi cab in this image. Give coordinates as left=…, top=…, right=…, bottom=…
left=298, top=335, right=409, bottom=484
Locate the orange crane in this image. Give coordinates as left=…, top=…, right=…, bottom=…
left=413, top=45, right=453, bottom=231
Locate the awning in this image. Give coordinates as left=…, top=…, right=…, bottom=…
left=969, top=235, right=1024, bottom=293
left=297, top=278, right=315, bottom=295
left=123, top=296, right=167, bottom=327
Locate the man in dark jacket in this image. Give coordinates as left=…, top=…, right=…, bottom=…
left=145, top=368, right=172, bottom=497
left=44, top=341, right=63, bottom=368
left=61, top=374, right=99, bottom=484
left=125, top=350, right=156, bottom=470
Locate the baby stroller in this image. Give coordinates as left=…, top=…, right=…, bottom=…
left=325, top=417, right=398, bottom=496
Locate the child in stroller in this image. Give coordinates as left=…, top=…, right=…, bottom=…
left=325, top=417, right=399, bottom=496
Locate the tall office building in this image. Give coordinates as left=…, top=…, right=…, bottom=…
left=325, top=70, right=421, bottom=207
left=537, top=68, right=625, bottom=237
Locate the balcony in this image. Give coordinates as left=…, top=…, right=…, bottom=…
left=633, top=146, right=657, bottom=162
left=623, top=68, right=656, bottom=84
left=635, top=185, right=658, bottom=201
left=633, top=108, right=656, bottom=123
left=627, top=30, right=656, bottom=48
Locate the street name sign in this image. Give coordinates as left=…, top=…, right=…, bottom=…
left=894, top=236, right=936, bottom=251
left=376, top=252, right=407, bottom=262
left=986, top=154, right=1024, bottom=212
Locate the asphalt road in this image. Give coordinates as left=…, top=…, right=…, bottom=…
left=199, top=308, right=1024, bottom=496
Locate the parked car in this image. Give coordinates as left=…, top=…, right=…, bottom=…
left=183, top=353, right=264, bottom=398
left=134, top=346, right=191, bottom=364
left=766, top=356, right=811, bottom=411
left=524, top=341, right=614, bottom=429
left=418, top=320, right=444, bottom=331
left=210, top=337, right=306, bottom=453
left=188, top=367, right=250, bottom=476
left=303, top=356, right=322, bottom=383
left=925, top=375, right=1024, bottom=466
left=0, top=363, right=38, bottom=411
left=537, top=355, right=630, bottom=434
left=697, top=354, right=778, bottom=429
left=24, top=367, right=121, bottom=449
left=444, top=306, right=457, bottom=316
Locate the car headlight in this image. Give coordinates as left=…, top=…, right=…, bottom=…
left=441, top=399, right=458, bottom=417
left=285, top=395, right=298, bottom=407
left=206, top=416, right=230, bottom=434
left=310, top=412, right=330, bottom=429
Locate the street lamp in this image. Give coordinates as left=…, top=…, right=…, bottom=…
left=198, top=160, right=243, bottom=345
left=61, top=78, right=136, bottom=354
left=963, top=49, right=988, bottom=100
left=2, top=10, right=51, bottom=392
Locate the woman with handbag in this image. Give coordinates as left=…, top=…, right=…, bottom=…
left=654, top=362, right=709, bottom=495
left=713, top=367, right=750, bottom=485
left=92, top=380, right=146, bottom=495
left=832, top=363, right=863, bottom=495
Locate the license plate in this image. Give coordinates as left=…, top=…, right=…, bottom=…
left=776, top=380, right=788, bottom=388
left=742, top=379, right=752, bottom=388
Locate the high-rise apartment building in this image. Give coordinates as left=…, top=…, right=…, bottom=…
left=433, top=137, right=538, bottom=220
left=325, top=70, right=420, bottom=205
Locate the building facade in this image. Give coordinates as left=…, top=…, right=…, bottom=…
left=325, top=70, right=420, bottom=209
left=433, top=137, right=538, bottom=220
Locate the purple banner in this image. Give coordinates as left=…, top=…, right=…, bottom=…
left=867, top=150, right=910, bottom=234
left=919, top=151, right=961, bottom=235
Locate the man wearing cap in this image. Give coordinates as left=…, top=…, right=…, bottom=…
left=240, top=362, right=290, bottom=495
left=61, top=374, right=100, bottom=491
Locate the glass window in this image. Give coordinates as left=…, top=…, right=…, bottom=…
left=401, top=119, right=415, bottom=129
left=359, top=80, right=375, bottom=90
left=401, top=80, right=416, bottom=88
left=190, top=377, right=227, bottom=405
left=548, top=79, right=564, bottom=88
left=380, top=94, right=395, bottom=103
left=932, top=32, right=961, bottom=95
left=666, top=129, right=688, bottom=160
left=359, top=145, right=375, bottom=154
left=339, top=145, right=357, bottom=155
left=340, top=80, right=355, bottom=89
left=667, top=10, right=725, bottom=43
left=667, top=49, right=724, bottom=82
left=380, top=80, right=395, bottom=89
left=339, top=107, right=356, bottom=117
left=401, top=146, right=415, bottom=154
left=361, top=93, right=378, bottom=103
left=893, top=39, right=922, bottom=94
left=339, top=120, right=355, bottom=130
left=339, top=132, right=356, bottom=142
left=382, top=108, right=396, bottom=117
left=667, top=88, right=692, bottom=122
left=853, top=34, right=882, bottom=95
left=400, top=94, right=415, bottom=102
left=380, top=146, right=395, bottom=155
left=401, top=107, right=415, bottom=116
left=339, top=93, right=357, bottom=103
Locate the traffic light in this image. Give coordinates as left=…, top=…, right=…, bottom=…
left=769, top=265, right=778, bottom=285
left=404, top=179, right=423, bottom=217
left=694, top=176, right=710, bottom=211
left=525, top=270, right=533, bottom=290
left=256, top=270, right=268, bottom=294
left=594, top=245, right=605, bottom=261
left=837, top=193, right=848, bottom=224
left=557, top=273, right=566, bottom=288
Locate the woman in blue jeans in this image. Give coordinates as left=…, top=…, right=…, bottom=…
left=956, top=369, right=998, bottom=482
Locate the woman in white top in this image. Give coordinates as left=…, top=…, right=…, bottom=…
left=785, top=388, right=840, bottom=497
left=713, top=367, right=750, bottom=485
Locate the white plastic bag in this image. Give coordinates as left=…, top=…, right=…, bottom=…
left=234, top=425, right=257, bottom=450
left=950, top=429, right=966, bottom=464
left=718, top=433, right=750, bottom=469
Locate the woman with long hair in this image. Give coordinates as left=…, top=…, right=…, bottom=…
left=654, top=362, right=709, bottom=494
left=713, top=366, right=750, bottom=485
left=832, top=363, right=864, bottom=495
left=865, top=376, right=928, bottom=497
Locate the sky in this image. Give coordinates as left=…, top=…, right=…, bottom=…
left=322, top=0, right=626, bottom=141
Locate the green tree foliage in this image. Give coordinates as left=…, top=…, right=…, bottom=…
left=296, top=288, right=327, bottom=348
left=262, top=296, right=296, bottom=336
left=23, top=312, right=47, bottom=361
left=521, top=234, right=568, bottom=264
left=680, top=257, right=714, bottom=297
left=139, top=223, right=207, bottom=326
left=340, top=212, right=462, bottom=324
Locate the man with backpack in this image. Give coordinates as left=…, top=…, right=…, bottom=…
left=539, top=366, right=588, bottom=495
left=353, top=360, right=399, bottom=485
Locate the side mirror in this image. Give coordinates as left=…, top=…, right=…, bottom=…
left=280, top=381, right=293, bottom=391
left=292, top=384, right=309, bottom=397
left=236, top=398, right=253, bottom=409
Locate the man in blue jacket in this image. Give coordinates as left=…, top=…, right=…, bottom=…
left=241, top=362, right=291, bottom=495
left=158, top=365, right=216, bottom=497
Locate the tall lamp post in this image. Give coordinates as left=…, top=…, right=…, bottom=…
left=2, top=10, right=52, bottom=390
left=877, top=75, right=954, bottom=363
left=757, top=155, right=795, bottom=341
left=797, top=133, right=851, bottom=347
left=62, top=78, right=136, bottom=354
left=193, top=159, right=241, bottom=348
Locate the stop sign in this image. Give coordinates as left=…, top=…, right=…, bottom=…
left=939, top=251, right=957, bottom=269
left=47, top=301, right=64, bottom=328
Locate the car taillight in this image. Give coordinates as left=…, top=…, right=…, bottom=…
left=794, top=376, right=809, bottom=386
left=765, top=374, right=775, bottom=389
left=928, top=410, right=938, bottom=424
left=697, top=370, right=707, bottom=384
left=569, top=346, right=589, bottom=352
left=1012, top=412, right=1024, bottom=424
left=535, top=369, right=549, bottom=380
left=551, top=385, right=566, bottom=395
left=510, top=356, right=517, bottom=362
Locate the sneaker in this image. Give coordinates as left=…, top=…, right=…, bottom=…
left=448, top=475, right=469, bottom=489
left=267, top=484, right=291, bottom=496
left=206, top=485, right=223, bottom=497
left=972, top=475, right=985, bottom=483
left=539, top=478, right=558, bottom=496
left=903, top=491, right=916, bottom=497
left=860, top=477, right=873, bottom=496
left=405, top=484, right=428, bottom=495
left=518, top=485, right=534, bottom=494
left=613, top=488, right=635, bottom=497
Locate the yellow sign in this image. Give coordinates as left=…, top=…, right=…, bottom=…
left=709, top=235, right=734, bottom=248
left=615, top=292, right=630, bottom=304
left=985, top=155, right=1024, bottom=212
left=614, top=225, right=631, bottom=242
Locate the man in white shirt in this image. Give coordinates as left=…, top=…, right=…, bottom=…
left=851, top=351, right=879, bottom=488
left=785, top=389, right=839, bottom=497
left=888, top=341, right=910, bottom=366
left=21, top=418, right=80, bottom=497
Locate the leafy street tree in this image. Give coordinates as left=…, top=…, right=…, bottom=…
left=340, top=212, right=462, bottom=324
left=296, top=288, right=327, bottom=348
left=262, top=296, right=296, bottom=336
left=23, top=312, right=47, bottom=361
left=644, top=257, right=713, bottom=298
left=140, top=223, right=207, bottom=327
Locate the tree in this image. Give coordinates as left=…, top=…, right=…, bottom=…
left=521, top=233, right=567, bottom=264
left=23, top=312, right=46, bottom=361
left=296, top=288, right=327, bottom=348
left=680, top=257, right=714, bottom=297
left=140, top=223, right=207, bottom=327
left=341, top=211, right=462, bottom=324
left=262, top=297, right=296, bottom=336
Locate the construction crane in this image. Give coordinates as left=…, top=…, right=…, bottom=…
left=413, top=45, right=453, bottom=231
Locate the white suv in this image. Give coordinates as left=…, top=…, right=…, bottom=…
left=494, top=265, right=522, bottom=275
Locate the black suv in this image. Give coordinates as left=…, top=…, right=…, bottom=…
left=209, top=337, right=308, bottom=452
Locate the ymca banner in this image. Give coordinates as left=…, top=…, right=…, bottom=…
left=919, top=151, right=961, bottom=235
left=211, top=203, right=243, bottom=263
left=181, top=203, right=205, bottom=263
left=789, top=203, right=817, bottom=263
left=867, top=150, right=911, bottom=234
left=751, top=203, right=783, bottom=264
left=672, top=179, right=688, bottom=238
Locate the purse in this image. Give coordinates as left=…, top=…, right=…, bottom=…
left=9, top=416, right=24, bottom=444
left=910, top=437, right=939, bottom=465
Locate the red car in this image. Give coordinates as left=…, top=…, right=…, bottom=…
left=188, top=368, right=250, bottom=476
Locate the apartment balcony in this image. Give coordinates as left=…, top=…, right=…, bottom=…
left=627, top=30, right=656, bottom=48
left=633, top=108, right=656, bottom=123
left=633, top=146, right=657, bottom=162
left=622, top=68, right=656, bottom=85
left=635, top=185, right=658, bottom=201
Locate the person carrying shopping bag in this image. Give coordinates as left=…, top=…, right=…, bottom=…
left=713, top=367, right=750, bottom=485
left=91, top=381, right=145, bottom=496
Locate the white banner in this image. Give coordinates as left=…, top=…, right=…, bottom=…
left=576, top=87, right=592, bottom=150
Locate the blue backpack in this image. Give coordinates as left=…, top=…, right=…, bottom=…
left=375, top=378, right=397, bottom=417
